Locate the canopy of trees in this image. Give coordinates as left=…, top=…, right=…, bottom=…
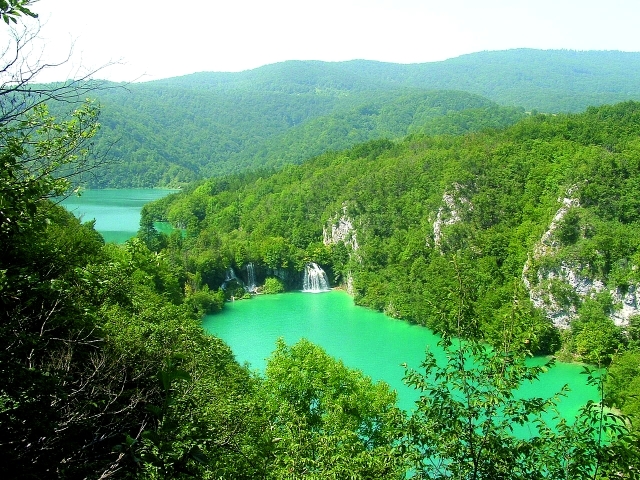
left=74, top=88, right=525, bottom=188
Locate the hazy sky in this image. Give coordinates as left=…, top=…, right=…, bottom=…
left=13, top=0, right=640, bottom=82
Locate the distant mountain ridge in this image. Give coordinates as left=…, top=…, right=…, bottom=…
left=75, top=49, right=640, bottom=188
left=151, top=49, right=640, bottom=111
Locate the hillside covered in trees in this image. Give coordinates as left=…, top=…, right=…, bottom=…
left=65, top=49, right=640, bottom=188
left=145, top=100, right=640, bottom=432
left=83, top=88, right=525, bottom=187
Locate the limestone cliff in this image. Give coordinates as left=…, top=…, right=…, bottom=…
left=522, top=188, right=639, bottom=328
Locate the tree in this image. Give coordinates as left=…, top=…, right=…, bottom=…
left=262, top=276, right=284, bottom=294
left=261, top=339, right=406, bottom=479
left=605, top=348, right=640, bottom=427
left=0, top=5, right=111, bottom=126
left=571, top=297, right=623, bottom=365
left=557, top=208, right=581, bottom=245
left=402, top=335, right=640, bottom=479
left=0, top=3, right=140, bottom=476
left=138, top=204, right=167, bottom=252
left=0, top=0, right=36, bottom=24
left=0, top=34, right=105, bottom=471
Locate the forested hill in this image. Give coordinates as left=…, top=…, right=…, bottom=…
left=86, top=88, right=524, bottom=187
left=164, top=50, right=640, bottom=112
left=139, top=100, right=640, bottom=459
left=147, top=100, right=640, bottom=368
left=74, top=49, right=640, bottom=188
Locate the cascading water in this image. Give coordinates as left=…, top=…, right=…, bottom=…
left=225, top=267, right=238, bottom=282
left=222, top=267, right=245, bottom=291
left=303, top=263, right=330, bottom=293
left=246, top=262, right=257, bottom=293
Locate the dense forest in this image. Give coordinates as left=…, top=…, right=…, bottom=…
left=51, top=49, right=640, bottom=188
left=3, top=0, right=640, bottom=477
left=80, top=88, right=525, bottom=187
left=145, top=100, right=640, bottom=434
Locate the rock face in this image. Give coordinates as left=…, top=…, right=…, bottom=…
left=610, top=284, right=640, bottom=325
left=323, top=203, right=360, bottom=295
left=431, top=184, right=471, bottom=249
left=265, top=267, right=303, bottom=291
left=344, top=271, right=355, bottom=296
left=323, top=203, right=359, bottom=253
left=522, top=189, right=639, bottom=328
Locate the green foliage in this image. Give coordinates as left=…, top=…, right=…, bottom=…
left=0, top=101, right=100, bottom=236
left=138, top=204, right=169, bottom=252
left=606, top=348, right=640, bottom=429
left=8, top=10, right=640, bottom=474
left=0, top=0, right=37, bottom=25
left=567, top=297, right=624, bottom=365
left=65, top=50, right=640, bottom=188
left=262, top=276, right=284, bottom=294
left=0, top=87, right=113, bottom=475
left=83, top=81, right=519, bottom=186
left=185, top=284, right=225, bottom=315
left=0, top=203, right=111, bottom=476
left=405, top=342, right=639, bottom=479
left=126, top=355, right=199, bottom=475
left=154, top=101, right=640, bottom=362
left=403, top=295, right=638, bottom=480
left=261, top=339, right=406, bottom=479
left=0, top=65, right=265, bottom=477
left=403, top=337, right=559, bottom=479
left=556, top=207, right=581, bottom=245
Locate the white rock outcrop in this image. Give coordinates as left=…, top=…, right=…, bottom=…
left=323, top=203, right=359, bottom=253
left=522, top=188, right=639, bottom=328
left=432, top=184, right=471, bottom=248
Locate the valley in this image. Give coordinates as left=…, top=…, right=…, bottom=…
left=5, top=10, right=640, bottom=471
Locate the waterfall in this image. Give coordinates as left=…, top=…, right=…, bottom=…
left=246, top=262, right=257, bottom=293
left=225, top=267, right=238, bottom=282
left=222, top=267, right=245, bottom=291
left=303, top=263, right=330, bottom=293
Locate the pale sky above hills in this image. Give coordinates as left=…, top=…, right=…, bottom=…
left=12, top=0, right=640, bottom=82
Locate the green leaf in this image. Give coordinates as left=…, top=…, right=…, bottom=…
left=172, top=368, right=191, bottom=382
left=142, top=429, right=162, bottom=446
left=146, top=404, right=163, bottom=418
left=189, top=446, right=208, bottom=464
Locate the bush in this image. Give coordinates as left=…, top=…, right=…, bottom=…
left=185, top=286, right=225, bottom=314
left=262, top=277, right=285, bottom=294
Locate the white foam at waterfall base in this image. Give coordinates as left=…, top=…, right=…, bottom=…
left=303, top=263, right=330, bottom=293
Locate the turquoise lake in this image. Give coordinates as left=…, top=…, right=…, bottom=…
left=60, top=189, right=176, bottom=243
left=203, top=290, right=598, bottom=424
